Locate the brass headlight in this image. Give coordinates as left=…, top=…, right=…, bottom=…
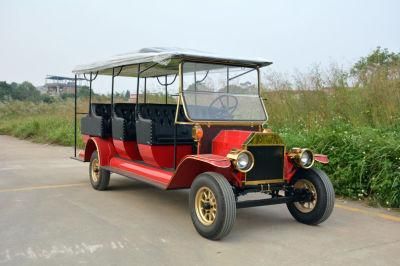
left=288, top=148, right=314, bottom=169
left=227, top=149, right=254, bottom=173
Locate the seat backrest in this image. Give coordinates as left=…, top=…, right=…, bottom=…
left=91, top=103, right=111, bottom=119
left=114, top=103, right=135, bottom=121
left=138, top=104, right=187, bottom=126
left=137, top=104, right=192, bottom=144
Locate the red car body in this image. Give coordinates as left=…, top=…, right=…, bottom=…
left=78, top=130, right=328, bottom=190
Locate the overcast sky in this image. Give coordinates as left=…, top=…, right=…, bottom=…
left=0, top=0, right=399, bottom=87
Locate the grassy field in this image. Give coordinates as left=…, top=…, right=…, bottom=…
left=0, top=100, right=79, bottom=146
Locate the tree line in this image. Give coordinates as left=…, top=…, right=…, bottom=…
left=0, top=81, right=132, bottom=103
left=0, top=81, right=46, bottom=102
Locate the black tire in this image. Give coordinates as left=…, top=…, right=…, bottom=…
left=189, top=172, right=236, bottom=240
left=89, top=151, right=110, bottom=191
left=287, top=168, right=335, bottom=225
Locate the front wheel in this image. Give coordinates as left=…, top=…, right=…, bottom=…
left=89, top=151, right=110, bottom=190
left=189, top=172, right=236, bottom=240
left=287, top=168, right=335, bottom=225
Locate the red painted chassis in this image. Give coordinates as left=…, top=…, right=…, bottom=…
left=78, top=130, right=329, bottom=191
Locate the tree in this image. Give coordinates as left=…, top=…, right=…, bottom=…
left=6, top=81, right=41, bottom=101
left=0, top=81, right=12, bottom=100
left=351, top=47, right=400, bottom=85
left=78, top=86, right=90, bottom=98
left=0, top=81, right=48, bottom=102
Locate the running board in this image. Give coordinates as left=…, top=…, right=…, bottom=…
left=101, top=166, right=168, bottom=190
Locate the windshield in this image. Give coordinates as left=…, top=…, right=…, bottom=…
left=182, top=62, right=267, bottom=122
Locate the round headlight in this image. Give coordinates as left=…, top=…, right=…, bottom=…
left=235, top=151, right=254, bottom=172
left=227, top=149, right=254, bottom=173
left=300, top=149, right=314, bottom=168
left=237, top=153, right=250, bottom=169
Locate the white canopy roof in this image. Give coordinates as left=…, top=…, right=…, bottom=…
left=72, top=47, right=272, bottom=77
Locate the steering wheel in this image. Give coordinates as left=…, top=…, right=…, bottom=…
left=209, top=94, right=238, bottom=117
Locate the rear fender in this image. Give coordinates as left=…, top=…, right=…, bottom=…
left=84, top=137, right=116, bottom=166
left=168, top=154, right=240, bottom=189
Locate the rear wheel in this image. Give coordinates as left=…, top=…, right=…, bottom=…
left=189, top=172, right=236, bottom=240
left=89, top=151, right=110, bottom=190
left=287, top=168, right=335, bottom=225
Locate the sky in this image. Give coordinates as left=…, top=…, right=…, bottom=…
left=0, top=0, right=399, bottom=89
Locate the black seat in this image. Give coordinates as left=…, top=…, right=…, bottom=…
left=80, top=103, right=111, bottom=138
left=112, top=103, right=136, bottom=141
left=136, top=104, right=193, bottom=145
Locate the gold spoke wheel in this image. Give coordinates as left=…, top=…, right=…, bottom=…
left=91, top=158, right=100, bottom=183
left=294, top=179, right=317, bottom=213
left=195, top=187, right=217, bottom=226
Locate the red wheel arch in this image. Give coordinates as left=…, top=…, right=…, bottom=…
left=167, top=154, right=241, bottom=189
left=84, top=137, right=116, bottom=166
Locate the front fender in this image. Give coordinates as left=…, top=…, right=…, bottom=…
left=314, top=154, right=329, bottom=164
left=284, top=153, right=329, bottom=183
left=167, top=154, right=240, bottom=189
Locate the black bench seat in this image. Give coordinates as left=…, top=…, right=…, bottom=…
left=112, top=103, right=136, bottom=141
left=81, top=103, right=111, bottom=138
left=136, top=104, right=193, bottom=145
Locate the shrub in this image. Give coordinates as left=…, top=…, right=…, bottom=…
left=278, top=123, right=400, bottom=207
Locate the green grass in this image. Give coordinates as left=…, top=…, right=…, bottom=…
left=0, top=68, right=399, bottom=207
left=0, top=100, right=82, bottom=147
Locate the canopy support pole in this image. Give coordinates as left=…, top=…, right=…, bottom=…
left=194, top=65, right=197, bottom=105
left=88, top=73, right=92, bottom=114
left=165, top=75, right=168, bottom=104
left=135, top=64, right=141, bottom=117
left=194, top=69, right=197, bottom=92
left=74, top=75, right=77, bottom=158
left=227, top=67, right=230, bottom=93
left=173, top=122, right=177, bottom=169
left=144, top=77, right=147, bottom=103
left=111, top=68, right=115, bottom=116
left=257, top=67, right=261, bottom=95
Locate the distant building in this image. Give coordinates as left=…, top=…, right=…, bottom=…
left=42, top=75, right=84, bottom=96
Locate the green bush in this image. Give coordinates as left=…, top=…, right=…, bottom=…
left=278, top=123, right=400, bottom=207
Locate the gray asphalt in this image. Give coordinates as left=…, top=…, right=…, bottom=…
left=0, top=135, right=399, bottom=266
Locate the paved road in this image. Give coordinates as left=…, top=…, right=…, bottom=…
left=0, top=135, right=399, bottom=266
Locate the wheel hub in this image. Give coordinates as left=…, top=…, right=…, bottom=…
left=293, top=179, right=317, bottom=213
left=195, top=187, right=217, bottom=226
left=91, top=158, right=100, bottom=183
